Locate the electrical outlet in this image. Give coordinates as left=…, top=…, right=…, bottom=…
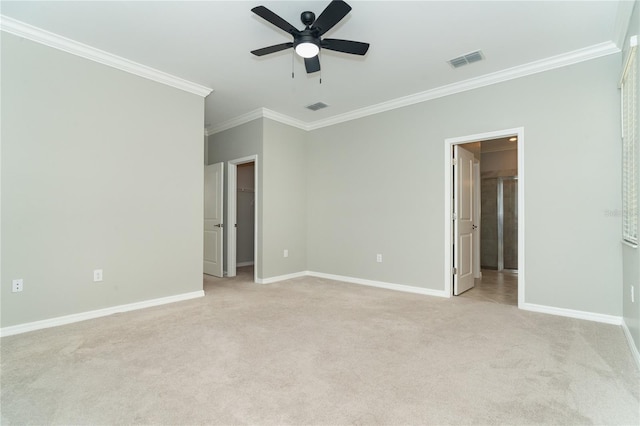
left=93, top=269, right=103, bottom=282
left=283, top=249, right=289, bottom=258
left=376, top=254, right=383, bottom=263
left=12, top=279, right=23, bottom=293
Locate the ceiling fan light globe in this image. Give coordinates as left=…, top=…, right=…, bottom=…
left=295, top=42, right=319, bottom=58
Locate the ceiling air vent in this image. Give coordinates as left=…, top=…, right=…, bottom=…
left=448, top=50, right=484, bottom=68
left=306, top=102, right=329, bottom=111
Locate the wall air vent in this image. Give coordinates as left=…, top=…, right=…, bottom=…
left=306, top=102, right=329, bottom=111
left=448, top=50, right=484, bottom=68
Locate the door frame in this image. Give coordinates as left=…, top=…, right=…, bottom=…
left=227, top=155, right=259, bottom=283
left=444, top=127, right=525, bottom=307
left=473, top=160, right=482, bottom=279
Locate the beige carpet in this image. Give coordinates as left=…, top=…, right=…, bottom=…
left=1, top=267, right=639, bottom=425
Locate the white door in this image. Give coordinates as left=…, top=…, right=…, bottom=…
left=453, top=145, right=476, bottom=295
left=204, top=162, right=224, bottom=277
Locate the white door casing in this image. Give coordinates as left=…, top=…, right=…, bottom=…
left=204, top=162, right=224, bottom=277
left=453, top=145, right=476, bottom=295
left=443, top=127, right=525, bottom=307
left=473, top=160, right=482, bottom=279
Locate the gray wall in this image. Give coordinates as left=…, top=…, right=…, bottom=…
left=307, top=54, right=622, bottom=316
left=207, top=118, right=307, bottom=280
left=1, top=34, right=205, bottom=327
left=621, top=0, right=640, bottom=355
left=262, top=119, right=308, bottom=278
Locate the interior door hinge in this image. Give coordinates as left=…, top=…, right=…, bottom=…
left=452, top=267, right=457, bottom=275
left=452, top=212, right=457, bottom=221
left=452, top=158, right=457, bottom=166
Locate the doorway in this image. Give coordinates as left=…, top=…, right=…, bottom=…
left=227, top=156, right=258, bottom=282
left=444, top=128, right=525, bottom=307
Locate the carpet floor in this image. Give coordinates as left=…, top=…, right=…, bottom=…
left=1, top=268, right=639, bottom=425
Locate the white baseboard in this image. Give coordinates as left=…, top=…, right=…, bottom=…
left=255, top=270, right=448, bottom=298
left=520, top=302, right=623, bottom=325
left=622, top=319, right=640, bottom=371
left=307, top=271, right=449, bottom=298
left=236, top=261, right=255, bottom=267
left=256, top=271, right=307, bottom=284
left=0, top=290, right=205, bottom=338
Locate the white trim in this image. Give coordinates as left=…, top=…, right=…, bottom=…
left=206, top=42, right=619, bottom=134
left=307, top=271, right=449, bottom=298
left=444, top=127, right=525, bottom=306
left=0, top=15, right=212, bottom=97
left=622, top=319, right=640, bottom=371
left=0, top=290, right=204, bottom=337
left=206, top=108, right=309, bottom=136
left=255, top=270, right=447, bottom=297
left=256, top=271, right=307, bottom=284
left=206, top=109, right=265, bottom=136
left=521, top=302, right=622, bottom=325
left=262, top=109, right=309, bottom=131
left=305, top=42, right=618, bottom=130
left=236, top=261, right=255, bottom=267
left=227, top=163, right=238, bottom=278
left=473, top=160, right=482, bottom=279
left=0, top=14, right=618, bottom=133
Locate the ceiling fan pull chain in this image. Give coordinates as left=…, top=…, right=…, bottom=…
left=291, top=51, right=295, bottom=79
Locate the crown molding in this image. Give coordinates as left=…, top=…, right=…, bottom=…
left=262, top=108, right=309, bottom=131
left=206, top=108, right=310, bottom=136
left=306, top=41, right=620, bottom=130
left=208, top=41, right=619, bottom=134
left=205, top=108, right=264, bottom=136
left=0, top=15, right=213, bottom=98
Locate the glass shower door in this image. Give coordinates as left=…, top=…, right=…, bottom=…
left=480, top=176, right=518, bottom=270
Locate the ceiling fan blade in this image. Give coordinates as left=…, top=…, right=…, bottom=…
left=251, top=6, right=299, bottom=35
left=322, top=39, right=369, bottom=55
left=251, top=42, right=293, bottom=56
left=305, top=56, right=321, bottom=73
left=312, top=0, right=352, bottom=36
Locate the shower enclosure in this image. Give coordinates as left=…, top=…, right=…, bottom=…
left=481, top=176, right=518, bottom=270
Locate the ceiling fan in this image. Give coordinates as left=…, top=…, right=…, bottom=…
left=250, top=0, right=370, bottom=74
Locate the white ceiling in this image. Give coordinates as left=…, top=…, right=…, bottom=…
left=0, top=1, right=628, bottom=133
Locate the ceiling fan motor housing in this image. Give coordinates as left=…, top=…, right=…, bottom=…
left=301, top=11, right=315, bottom=27
left=295, top=31, right=320, bottom=49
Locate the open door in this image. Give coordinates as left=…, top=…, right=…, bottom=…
left=453, top=145, right=476, bottom=295
left=204, top=162, right=224, bottom=277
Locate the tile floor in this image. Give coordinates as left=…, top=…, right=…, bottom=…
left=458, top=269, right=518, bottom=306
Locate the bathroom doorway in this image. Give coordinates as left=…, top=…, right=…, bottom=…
left=471, top=137, right=518, bottom=305
left=445, top=127, right=524, bottom=307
